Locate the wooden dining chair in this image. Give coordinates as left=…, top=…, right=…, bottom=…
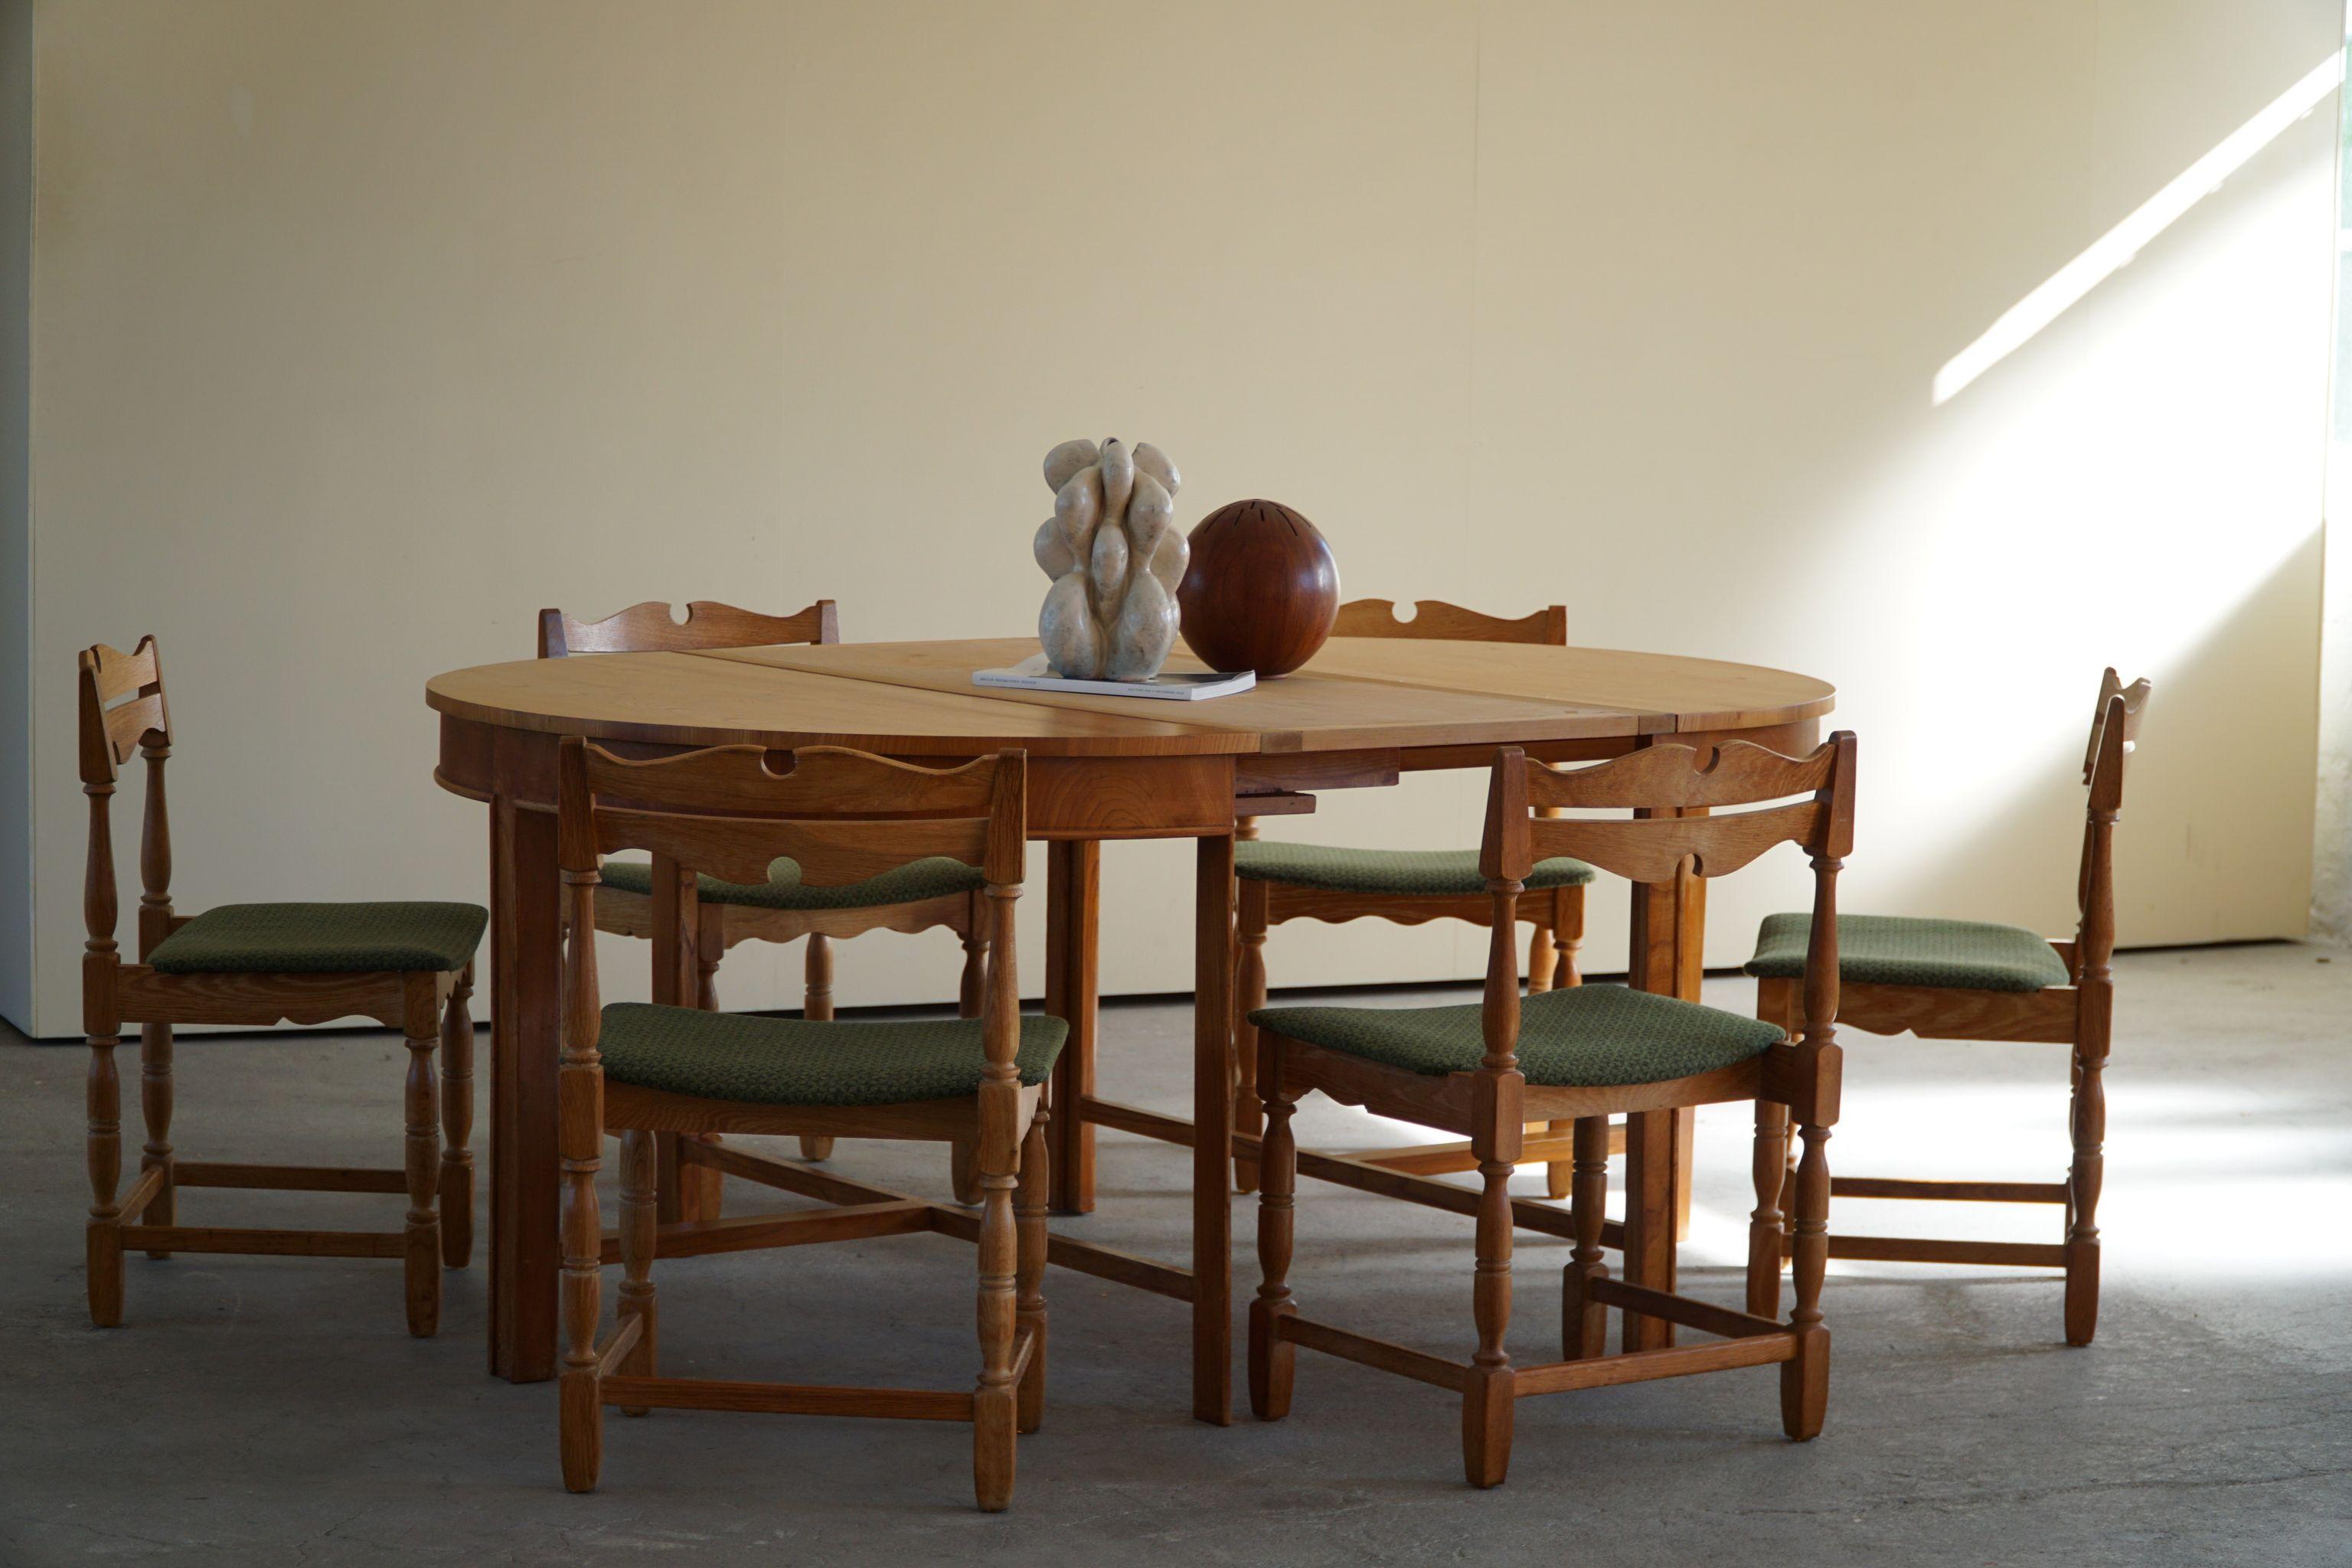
left=1747, top=669, right=2149, bottom=1346
left=1234, top=599, right=1631, bottom=1210
left=1250, top=733, right=1856, bottom=1486
left=540, top=599, right=988, bottom=1196
left=78, top=638, right=484, bottom=1335
left=553, top=738, right=1057, bottom=1511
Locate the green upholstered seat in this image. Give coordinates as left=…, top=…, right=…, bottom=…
left=599, top=856, right=985, bottom=913
left=147, top=902, right=487, bottom=975
left=1744, top=913, right=2072, bottom=994
left=1253, top=983, right=1784, bottom=1089
left=596, top=1004, right=1067, bottom=1107
left=1234, top=841, right=1596, bottom=897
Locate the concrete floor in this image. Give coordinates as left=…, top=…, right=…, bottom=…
left=1, top=942, right=2346, bottom=1566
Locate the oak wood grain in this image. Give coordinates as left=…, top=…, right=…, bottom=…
left=707, top=639, right=1651, bottom=753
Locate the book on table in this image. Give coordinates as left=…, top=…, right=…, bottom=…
left=972, top=654, right=1256, bottom=702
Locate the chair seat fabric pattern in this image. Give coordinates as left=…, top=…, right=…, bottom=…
left=598, top=856, right=984, bottom=912
left=596, top=1004, right=1067, bottom=1106
left=1744, top=913, right=2072, bottom=994
left=147, top=902, right=487, bottom=975
left=1234, top=841, right=1596, bottom=896
left=1253, top=983, right=1785, bottom=1089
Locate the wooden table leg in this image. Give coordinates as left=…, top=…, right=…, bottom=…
left=1045, top=840, right=1099, bottom=1214
left=1194, top=831, right=1235, bottom=1425
left=1619, top=809, right=1705, bottom=1354
left=1673, top=851, right=1704, bottom=1239
left=488, top=788, right=561, bottom=1382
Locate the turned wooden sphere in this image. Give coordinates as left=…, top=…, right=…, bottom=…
left=1177, top=499, right=1341, bottom=678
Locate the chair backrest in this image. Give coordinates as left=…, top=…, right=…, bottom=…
left=77, top=638, right=178, bottom=967
left=2080, top=667, right=2151, bottom=802
left=1331, top=599, right=1567, bottom=646
left=537, top=599, right=839, bottom=658
left=557, top=740, right=1023, bottom=891
left=1495, top=734, right=1856, bottom=887
left=1465, top=733, right=1857, bottom=1073
left=2075, top=668, right=2152, bottom=985
left=554, top=737, right=1030, bottom=1101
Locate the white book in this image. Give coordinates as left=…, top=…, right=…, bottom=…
left=972, top=654, right=1256, bottom=702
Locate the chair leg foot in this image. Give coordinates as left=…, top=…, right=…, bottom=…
left=439, top=977, right=475, bottom=1269
left=973, top=1387, right=1017, bottom=1512
left=1560, top=1263, right=1607, bottom=1360
left=1248, top=1298, right=1295, bottom=1420
left=439, top=1161, right=474, bottom=1270
left=616, top=1301, right=658, bottom=1416
left=403, top=1032, right=441, bottom=1337
left=1779, top=1326, right=1829, bottom=1440
left=560, top=1369, right=603, bottom=1493
left=951, top=1137, right=982, bottom=1205
left=1461, top=1367, right=1515, bottom=1488
left=1017, top=1323, right=1048, bottom=1435
left=87, top=1220, right=124, bottom=1328
left=2063, top=1240, right=2099, bottom=1347
left=405, top=1227, right=443, bottom=1338
left=799, top=1135, right=835, bottom=1162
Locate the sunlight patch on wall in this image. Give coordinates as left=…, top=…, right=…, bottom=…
left=1934, top=51, right=2346, bottom=406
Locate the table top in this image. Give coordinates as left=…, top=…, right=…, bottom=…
left=425, top=636, right=1834, bottom=758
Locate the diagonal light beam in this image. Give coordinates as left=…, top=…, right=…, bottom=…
left=1933, top=50, right=2345, bottom=406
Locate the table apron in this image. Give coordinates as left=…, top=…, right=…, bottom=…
left=443, top=715, right=1824, bottom=833
left=440, top=717, right=1246, bottom=838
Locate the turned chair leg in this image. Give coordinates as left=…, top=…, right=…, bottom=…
left=695, top=903, right=724, bottom=1012
left=1781, top=1116, right=1831, bottom=1441
left=1526, top=920, right=1558, bottom=995
left=688, top=910, right=725, bottom=1218
left=616, top=1129, right=659, bottom=1415
left=139, top=1021, right=175, bottom=1259
left=1773, top=991, right=1802, bottom=1269
left=1552, top=884, right=1585, bottom=989
left=958, top=914, right=986, bottom=1018
left=2065, top=1042, right=2106, bottom=1347
left=799, top=935, right=836, bottom=1163
left=972, top=1129, right=1020, bottom=1511
left=1463, top=1144, right=1517, bottom=1488
left=401, top=1022, right=443, bottom=1338
left=439, top=968, right=475, bottom=1268
left=1544, top=1120, right=1574, bottom=1201
left=1542, top=887, right=1583, bottom=1200
left=1560, top=1116, right=1609, bottom=1358
left=1747, top=1098, right=1789, bottom=1319
left=1233, top=879, right=1269, bottom=1195
left=950, top=914, right=987, bottom=1205
left=559, top=1068, right=604, bottom=1492
left=1249, top=1036, right=1299, bottom=1421
left=1016, top=1104, right=1050, bottom=1434
left=87, top=1031, right=125, bottom=1328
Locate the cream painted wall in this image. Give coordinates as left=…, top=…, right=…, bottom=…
left=12, top=1, right=2336, bottom=1035
left=0, top=0, right=29, bottom=1027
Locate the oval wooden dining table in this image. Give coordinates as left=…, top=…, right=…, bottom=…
left=427, top=632, right=1834, bottom=1424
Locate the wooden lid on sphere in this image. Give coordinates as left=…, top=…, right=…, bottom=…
left=1177, top=499, right=1341, bottom=678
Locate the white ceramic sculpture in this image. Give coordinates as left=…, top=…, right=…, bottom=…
left=1033, top=436, right=1186, bottom=681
